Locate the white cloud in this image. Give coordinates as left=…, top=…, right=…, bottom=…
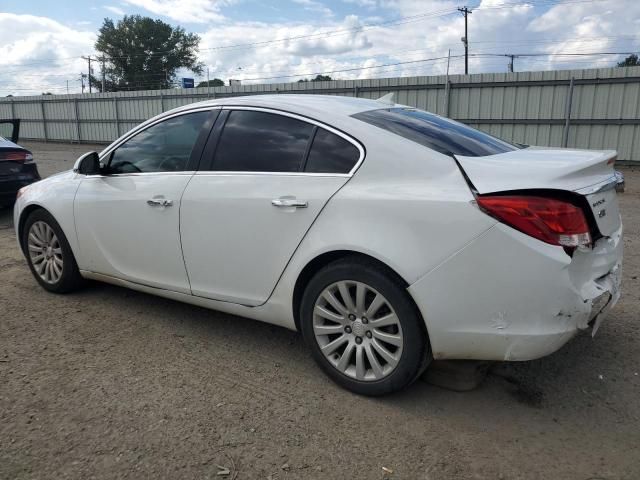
left=103, top=5, right=126, bottom=16
left=196, top=0, right=640, bottom=85
left=2, top=0, right=640, bottom=97
left=342, top=0, right=378, bottom=7
left=121, top=0, right=236, bottom=23
left=0, top=13, right=94, bottom=95
left=292, top=0, right=334, bottom=18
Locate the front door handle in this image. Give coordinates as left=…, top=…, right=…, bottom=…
left=271, top=198, right=308, bottom=208
left=147, top=198, right=173, bottom=207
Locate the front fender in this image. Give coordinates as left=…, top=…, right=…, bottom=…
left=13, top=170, right=82, bottom=262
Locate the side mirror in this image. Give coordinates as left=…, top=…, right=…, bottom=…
left=73, top=151, right=101, bottom=175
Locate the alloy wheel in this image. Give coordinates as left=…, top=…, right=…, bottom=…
left=27, top=221, right=64, bottom=284
left=313, top=280, right=404, bottom=381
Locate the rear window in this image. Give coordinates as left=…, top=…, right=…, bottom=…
left=352, top=108, right=518, bottom=157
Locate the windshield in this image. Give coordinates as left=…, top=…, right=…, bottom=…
left=352, top=107, right=519, bottom=157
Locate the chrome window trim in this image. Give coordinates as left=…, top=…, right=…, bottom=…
left=208, top=105, right=366, bottom=177
left=98, top=106, right=221, bottom=162
left=194, top=171, right=350, bottom=178
left=83, top=171, right=196, bottom=178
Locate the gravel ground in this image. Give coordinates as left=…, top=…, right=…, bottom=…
left=1, top=141, right=639, bottom=480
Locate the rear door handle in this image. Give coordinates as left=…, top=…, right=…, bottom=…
left=147, top=198, right=173, bottom=207
left=271, top=198, right=308, bottom=208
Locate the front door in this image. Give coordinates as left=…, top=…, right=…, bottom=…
left=74, top=110, right=214, bottom=293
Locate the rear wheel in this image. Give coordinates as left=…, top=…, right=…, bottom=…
left=300, top=257, right=430, bottom=396
left=22, top=209, right=84, bottom=293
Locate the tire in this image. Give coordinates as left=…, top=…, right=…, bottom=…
left=22, top=209, right=85, bottom=294
left=300, top=256, right=431, bottom=396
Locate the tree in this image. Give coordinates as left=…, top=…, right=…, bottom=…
left=197, top=78, right=224, bottom=88
left=92, top=15, right=203, bottom=92
left=617, top=54, right=640, bottom=67
left=297, top=74, right=333, bottom=83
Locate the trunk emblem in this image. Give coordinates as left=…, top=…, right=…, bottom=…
left=592, top=198, right=606, bottom=208
left=598, top=209, right=607, bottom=218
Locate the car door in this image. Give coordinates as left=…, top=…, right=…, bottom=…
left=74, top=109, right=216, bottom=294
left=180, top=107, right=364, bottom=306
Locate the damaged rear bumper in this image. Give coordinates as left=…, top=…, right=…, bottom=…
left=408, top=222, right=623, bottom=361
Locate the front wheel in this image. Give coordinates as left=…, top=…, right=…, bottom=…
left=300, top=257, right=431, bottom=396
left=22, top=209, right=85, bottom=293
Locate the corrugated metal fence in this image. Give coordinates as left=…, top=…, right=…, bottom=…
left=2, top=66, right=640, bottom=161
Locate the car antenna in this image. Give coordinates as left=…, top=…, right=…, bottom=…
left=376, top=92, right=395, bottom=105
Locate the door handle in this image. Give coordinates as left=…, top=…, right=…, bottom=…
left=147, top=198, right=173, bottom=207
left=271, top=198, right=308, bottom=208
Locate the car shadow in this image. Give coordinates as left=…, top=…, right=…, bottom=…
left=68, top=277, right=627, bottom=422
left=0, top=204, right=14, bottom=228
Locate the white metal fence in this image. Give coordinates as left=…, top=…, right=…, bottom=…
left=2, top=66, right=640, bottom=161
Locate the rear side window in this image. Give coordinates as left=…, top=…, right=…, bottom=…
left=305, top=128, right=360, bottom=174
left=352, top=108, right=517, bottom=157
left=213, top=110, right=314, bottom=172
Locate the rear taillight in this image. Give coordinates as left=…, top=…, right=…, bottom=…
left=476, top=195, right=591, bottom=248
left=0, top=151, right=34, bottom=163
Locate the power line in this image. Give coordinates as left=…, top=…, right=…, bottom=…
left=0, top=0, right=615, bottom=73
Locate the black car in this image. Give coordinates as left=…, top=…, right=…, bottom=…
left=0, top=120, right=40, bottom=207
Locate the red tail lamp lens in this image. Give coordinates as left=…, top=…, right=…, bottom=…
left=477, top=195, right=591, bottom=247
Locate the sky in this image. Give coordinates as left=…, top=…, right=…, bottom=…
left=1, top=0, right=639, bottom=96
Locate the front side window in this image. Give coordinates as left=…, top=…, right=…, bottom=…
left=305, top=128, right=360, bottom=174
left=353, top=108, right=518, bottom=157
left=108, top=111, right=209, bottom=174
left=212, top=110, right=314, bottom=172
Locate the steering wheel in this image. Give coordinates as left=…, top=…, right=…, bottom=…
left=112, top=160, right=142, bottom=173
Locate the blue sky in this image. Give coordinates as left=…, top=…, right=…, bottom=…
left=1, top=0, right=364, bottom=26
left=1, top=0, right=639, bottom=96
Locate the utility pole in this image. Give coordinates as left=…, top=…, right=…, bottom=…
left=458, top=6, right=472, bottom=75
left=98, top=56, right=106, bottom=92
left=506, top=54, right=516, bottom=73
left=81, top=56, right=93, bottom=93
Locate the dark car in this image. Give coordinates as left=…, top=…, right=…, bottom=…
left=0, top=120, right=40, bottom=207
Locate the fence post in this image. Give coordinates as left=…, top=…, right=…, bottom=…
left=562, top=76, right=575, bottom=148
left=66, top=95, right=73, bottom=142
left=74, top=98, right=81, bottom=143
left=113, top=97, right=120, bottom=138
left=40, top=100, right=48, bottom=142
left=354, top=85, right=359, bottom=98
left=444, top=80, right=451, bottom=117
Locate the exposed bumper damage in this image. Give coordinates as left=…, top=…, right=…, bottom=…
left=408, top=222, right=623, bottom=361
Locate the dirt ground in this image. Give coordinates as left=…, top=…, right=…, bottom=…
left=1, top=141, right=639, bottom=480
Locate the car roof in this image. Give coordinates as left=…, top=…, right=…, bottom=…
left=174, top=94, right=395, bottom=124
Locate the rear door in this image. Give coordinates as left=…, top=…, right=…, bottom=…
left=180, top=108, right=363, bottom=306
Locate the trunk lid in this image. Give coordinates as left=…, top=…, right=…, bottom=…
left=456, top=148, right=621, bottom=237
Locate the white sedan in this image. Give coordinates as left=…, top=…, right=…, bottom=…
left=14, top=94, right=623, bottom=395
